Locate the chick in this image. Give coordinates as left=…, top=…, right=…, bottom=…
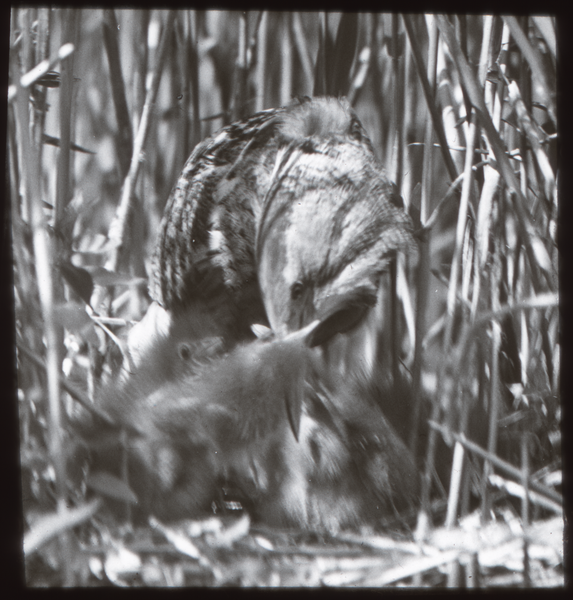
left=87, top=319, right=419, bottom=531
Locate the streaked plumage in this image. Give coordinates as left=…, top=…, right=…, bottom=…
left=149, top=97, right=416, bottom=350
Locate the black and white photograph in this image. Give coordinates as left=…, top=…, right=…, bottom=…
left=7, top=9, right=562, bottom=587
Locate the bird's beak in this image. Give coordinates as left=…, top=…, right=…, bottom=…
left=305, top=289, right=377, bottom=348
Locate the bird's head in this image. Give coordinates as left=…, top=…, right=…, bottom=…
left=256, top=130, right=417, bottom=348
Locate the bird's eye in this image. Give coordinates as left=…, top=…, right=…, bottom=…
left=291, top=281, right=304, bottom=301
left=178, top=343, right=192, bottom=361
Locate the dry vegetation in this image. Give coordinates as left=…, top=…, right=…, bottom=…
left=8, top=10, right=561, bottom=587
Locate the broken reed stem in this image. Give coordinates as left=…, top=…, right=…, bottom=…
left=23, top=499, right=102, bottom=556
left=8, top=44, right=74, bottom=103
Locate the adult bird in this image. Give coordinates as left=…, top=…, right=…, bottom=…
left=130, top=97, right=417, bottom=387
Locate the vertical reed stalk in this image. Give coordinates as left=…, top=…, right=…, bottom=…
left=255, top=11, right=268, bottom=111
left=102, top=8, right=133, bottom=180
left=11, top=9, right=72, bottom=581
left=409, top=14, right=438, bottom=454
left=280, top=13, right=293, bottom=106
left=188, top=10, right=201, bottom=151
left=521, top=431, right=531, bottom=587
left=104, top=10, right=175, bottom=277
